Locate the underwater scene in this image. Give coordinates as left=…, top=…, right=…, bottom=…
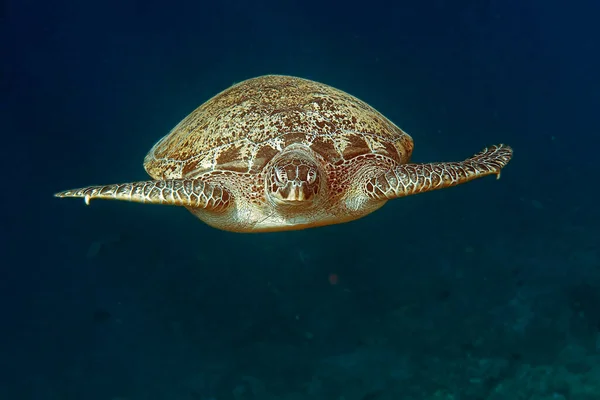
left=3, top=0, right=599, bottom=399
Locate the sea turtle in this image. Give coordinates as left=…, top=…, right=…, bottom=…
left=55, top=75, right=512, bottom=232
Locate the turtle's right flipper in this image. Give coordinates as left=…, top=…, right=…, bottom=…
left=55, top=179, right=231, bottom=211
left=365, top=144, right=513, bottom=200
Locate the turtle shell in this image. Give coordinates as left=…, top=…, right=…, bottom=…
left=143, top=75, right=414, bottom=180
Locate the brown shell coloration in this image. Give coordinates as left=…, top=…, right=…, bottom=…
left=143, top=75, right=414, bottom=180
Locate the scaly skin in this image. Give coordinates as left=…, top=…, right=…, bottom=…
left=365, top=144, right=512, bottom=200
left=54, top=144, right=512, bottom=232
left=54, top=179, right=231, bottom=211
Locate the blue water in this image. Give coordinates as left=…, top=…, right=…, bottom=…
left=3, top=0, right=599, bottom=399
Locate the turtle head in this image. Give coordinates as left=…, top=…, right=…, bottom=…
left=266, top=149, right=322, bottom=208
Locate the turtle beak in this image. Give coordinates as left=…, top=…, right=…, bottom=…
left=272, top=181, right=311, bottom=204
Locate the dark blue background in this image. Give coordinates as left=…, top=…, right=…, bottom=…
left=3, top=0, right=599, bottom=399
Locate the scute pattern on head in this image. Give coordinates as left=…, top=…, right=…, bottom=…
left=143, top=75, right=413, bottom=180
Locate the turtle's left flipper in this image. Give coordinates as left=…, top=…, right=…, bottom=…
left=365, top=144, right=513, bottom=200
left=55, top=179, right=231, bottom=211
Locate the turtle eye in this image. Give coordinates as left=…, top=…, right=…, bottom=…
left=307, top=169, right=317, bottom=184
left=273, top=166, right=287, bottom=186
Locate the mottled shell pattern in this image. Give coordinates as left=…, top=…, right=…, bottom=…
left=143, top=75, right=414, bottom=181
